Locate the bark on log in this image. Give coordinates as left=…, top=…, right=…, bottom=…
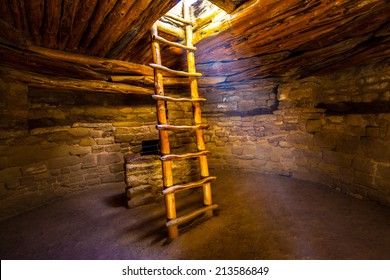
left=79, top=0, right=118, bottom=52
left=101, top=0, right=153, bottom=57
left=0, top=1, right=14, bottom=24
left=0, top=44, right=107, bottom=80
left=9, top=0, right=29, bottom=35
left=156, top=21, right=185, bottom=40
left=86, top=0, right=136, bottom=56
left=116, top=0, right=180, bottom=60
left=0, top=19, right=31, bottom=48
left=26, top=0, right=44, bottom=45
left=66, top=0, right=98, bottom=51
left=42, top=0, right=62, bottom=48
left=28, top=46, right=154, bottom=76
left=0, top=67, right=154, bottom=95
left=58, top=0, right=80, bottom=50
left=208, top=0, right=236, bottom=13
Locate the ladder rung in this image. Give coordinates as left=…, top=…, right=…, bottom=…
left=156, top=21, right=185, bottom=40
left=161, top=150, right=210, bottom=161
left=150, top=63, right=202, bottom=77
left=156, top=124, right=209, bottom=131
left=164, top=13, right=193, bottom=25
left=152, top=95, right=206, bottom=103
left=166, top=204, right=218, bottom=227
left=152, top=35, right=196, bottom=51
left=163, top=176, right=217, bottom=195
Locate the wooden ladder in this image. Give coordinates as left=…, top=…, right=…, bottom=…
left=150, top=1, right=218, bottom=239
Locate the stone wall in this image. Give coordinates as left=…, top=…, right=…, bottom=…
left=0, top=81, right=207, bottom=219
left=276, top=62, right=390, bottom=205
left=198, top=62, right=390, bottom=207
left=2, top=60, right=389, bottom=219
left=0, top=83, right=161, bottom=219
left=199, top=79, right=294, bottom=176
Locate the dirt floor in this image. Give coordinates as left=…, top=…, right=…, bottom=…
left=1, top=169, right=390, bottom=260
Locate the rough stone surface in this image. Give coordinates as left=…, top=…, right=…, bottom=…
left=1, top=61, right=390, bottom=219
left=276, top=62, right=390, bottom=205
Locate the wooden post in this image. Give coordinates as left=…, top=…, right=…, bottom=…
left=183, top=1, right=213, bottom=217
left=151, top=24, right=179, bottom=239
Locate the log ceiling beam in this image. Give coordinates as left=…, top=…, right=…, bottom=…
left=27, top=46, right=154, bottom=76
left=1, top=67, right=154, bottom=95
left=208, top=0, right=236, bottom=13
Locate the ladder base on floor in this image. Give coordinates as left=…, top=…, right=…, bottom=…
left=166, top=204, right=219, bottom=227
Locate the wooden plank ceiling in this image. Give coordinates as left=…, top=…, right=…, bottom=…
left=0, top=0, right=389, bottom=89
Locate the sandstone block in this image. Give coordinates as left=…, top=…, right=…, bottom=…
left=376, top=164, right=390, bottom=179
left=351, top=157, right=374, bottom=174
left=87, top=178, right=101, bottom=186
left=231, top=146, right=244, bottom=155
left=30, top=126, right=70, bottom=135
left=68, top=175, right=84, bottom=183
left=322, top=150, right=352, bottom=167
left=114, top=134, right=134, bottom=143
left=346, top=115, right=363, bottom=126
left=109, top=163, right=124, bottom=173
left=61, top=167, right=71, bottom=174
left=360, top=138, right=390, bottom=162
left=92, top=146, right=105, bottom=153
left=48, top=156, right=81, bottom=169
left=68, top=128, right=90, bottom=137
left=335, top=136, right=360, bottom=154
left=312, top=131, right=337, bottom=149
left=21, top=163, right=47, bottom=175
left=69, top=146, right=91, bottom=156
left=96, top=138, right=114, bottom=145
left=306, top=119, right=322, bottom=132
left=81, top=155, right=97, bottom=169
left=79, top=137, right=95, bottom=146
left=287, top=132, right=313, bottom=146
left=114, top=173, right=125, bottom=182
left=97, top=153, right=122, bottom=166
left=365, top=127, right=380, bottom=137
left=105, top=145, right=121, bottom=152
left=100, top=174, right=115, bottom=183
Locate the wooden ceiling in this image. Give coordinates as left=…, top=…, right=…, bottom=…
left=0, top=0, right=180, bottom=60
left=0, top=0, right=389, bottom=88
left=194, top=0, right=390, bottom=80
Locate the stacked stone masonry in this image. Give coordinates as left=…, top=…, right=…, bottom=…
left=2, top=61, right=390, bottom=219
left=276, top=62, right=390, bottom=206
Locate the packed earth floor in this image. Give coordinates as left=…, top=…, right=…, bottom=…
left=1, top=169, right=390, bottom=260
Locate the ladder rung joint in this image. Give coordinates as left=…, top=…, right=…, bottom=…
left=152, top=95, right=206, bottom=103
left=152, top=35, right=196, bottom=51
left=149, top=63, right=202, bottom=77
left=166, top=204, right=218, bottom=227
left=161, top=150, right=210, bottom=161
left=156, top=124, right=209, bottom=131
left=162, top=176, right=217, bottom=195
left=164, top=13, right=193, bottom=25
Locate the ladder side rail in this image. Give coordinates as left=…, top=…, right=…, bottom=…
left=183, top=1, right=213, bottom=210
left=151, top=23, right=178, bottom=239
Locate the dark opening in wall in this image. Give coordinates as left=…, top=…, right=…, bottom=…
left=141, top=139, right=160, bottom=156
left=316, top=101, right=390, bottom=115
